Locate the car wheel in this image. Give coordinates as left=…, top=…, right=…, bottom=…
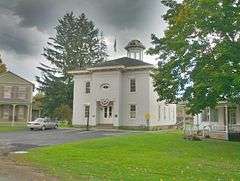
left=30, top=128, right=34, bottom=131
left=42, top=126, right=46, bottom=131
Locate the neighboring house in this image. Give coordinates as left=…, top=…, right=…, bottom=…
left=69, top=40, right=177, bottom=129
left=0, top=71, right=34, bottom=123
left=193, top=102, right=240, bottom=140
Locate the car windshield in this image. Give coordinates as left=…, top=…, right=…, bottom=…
left=35, top=118, right=44, bottom=122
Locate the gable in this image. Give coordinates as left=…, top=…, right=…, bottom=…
left=0, top=71, right=34, bottom=86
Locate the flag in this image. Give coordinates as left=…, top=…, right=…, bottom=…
left=114, top=39, right=117, bottom=52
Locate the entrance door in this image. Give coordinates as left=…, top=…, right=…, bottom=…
left=102, top=106, right=113, bottom=124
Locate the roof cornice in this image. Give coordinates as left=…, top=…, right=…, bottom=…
left=87, top=65, right=125, bottom=71
left=68, top=65, right=155, bottom=75
left=125, top=65, right=154, bottom=70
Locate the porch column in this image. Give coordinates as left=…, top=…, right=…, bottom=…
left=208, top=107, right=211, bottom=122
left=11, top=104, right=16, bottom=127
left=26, top=104, right=30, bottom=122
left=29, top=104, right=32, bottom=122
left=225, top=105, right=229, bottom=140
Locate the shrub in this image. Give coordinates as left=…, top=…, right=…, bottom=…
left=54, top=104, right=72, bottom=126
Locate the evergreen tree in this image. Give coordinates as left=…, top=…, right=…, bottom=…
left=148, top=0, right=240, bottom=114
left=37, top=12, right=107, bottom=117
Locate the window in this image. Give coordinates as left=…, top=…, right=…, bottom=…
left=109, top=106, right=112, bottom=118
left=163, top=107, right=166, bottom=121
left=85, top=82, right=90, bottom=94
left=229, top=109, right=237, bottom=125
left=158, top=105, right=161, bottom=121
left=18, top=106, right=25, bottom=120
left=210, top=108, right=218, bottom=122
left=18, top=86, right=27, bottom=100
left=104, top=107, right=108, bottom=118
left=130, top=79, right=136, bottom=92
left=130, top=105, right=136, bottom=118
left=168, top=107, right=171, bottom=121
left=84, top=105, right=90, bottom=118
left=3, top=86, right=12, bottom=99
left=3, top=106, right=10, bottom=119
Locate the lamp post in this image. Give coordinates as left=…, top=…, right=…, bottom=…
left=86, top=115, right=90, bottom=131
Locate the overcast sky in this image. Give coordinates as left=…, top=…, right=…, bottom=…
left=0, top=0, right=168, bottom=84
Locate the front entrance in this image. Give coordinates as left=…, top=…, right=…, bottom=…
left=97, top=105, right=113, bottom=125
left=102, top=106, right=113, bottom=124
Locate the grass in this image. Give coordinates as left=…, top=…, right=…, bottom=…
left=0, top=122, right=27, bottom=132
left=21, top=132, right=240, bottom=181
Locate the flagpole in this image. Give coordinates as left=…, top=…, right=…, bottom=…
left=114, top=37, right=117, bottom=59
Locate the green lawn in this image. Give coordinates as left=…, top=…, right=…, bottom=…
left=22, top=132, right=240, bottom=181
left=0, top=122, right=26, bottom=132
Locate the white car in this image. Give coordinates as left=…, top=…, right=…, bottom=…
left=27, top=118, right=58, bottom=131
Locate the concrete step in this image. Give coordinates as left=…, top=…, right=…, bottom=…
left=96, top=124, right=114, bottom=129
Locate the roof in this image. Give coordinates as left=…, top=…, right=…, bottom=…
left=0, top=71, right=35, bottom=87
left=91, top=57, right=152, bottom=68
left=125, top=40, right=146, bottom=50
left=68, top=57, right=154, bottom=74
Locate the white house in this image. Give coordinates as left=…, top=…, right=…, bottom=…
left=193, top=102, right=240, bottom=140
left=69, top=40, right=176, bottom=129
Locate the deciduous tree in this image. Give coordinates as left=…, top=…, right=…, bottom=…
left=148, top=0, right=240, bottom=114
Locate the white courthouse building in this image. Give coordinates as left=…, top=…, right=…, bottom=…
left=69, top=40, right=176, bottom=129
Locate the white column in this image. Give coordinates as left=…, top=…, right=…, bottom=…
left=11, top=104, right=16, bottom=127
left=90, top=100, right=97, bottom=126
left=208, top=107, right=211, bottom=122
left=27, top=105, right=30, bottom=122
left=225, top=105, right=229, bottom=140
left=30, top=104, right=32, bottom=121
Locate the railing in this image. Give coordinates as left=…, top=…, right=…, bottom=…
left=209, top=125, right=227, bottom=132
left=229, top=124, right=240, bottom=133
left=183, top=123, right=228, bottom=137
left=183, top=123, right=200, bottom=135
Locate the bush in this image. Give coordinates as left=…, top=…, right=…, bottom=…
left=54, top=105, right=72, bottom=126
left=184, top=134, right=202, bottom=141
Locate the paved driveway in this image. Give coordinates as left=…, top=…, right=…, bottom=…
left=0, top=129, right=132, bottom=153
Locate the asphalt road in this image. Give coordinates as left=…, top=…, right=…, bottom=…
left=0, top=128, right=132, bottom=153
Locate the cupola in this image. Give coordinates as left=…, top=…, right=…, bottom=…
left=125, top=40, right=145, bottom=61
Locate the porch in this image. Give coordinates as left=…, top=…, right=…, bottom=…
left=0, top=103, right=32, bottom=125
left=191, top=103, right=240, bottom=140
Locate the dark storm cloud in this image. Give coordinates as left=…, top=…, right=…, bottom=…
left=92, top=0, right=162, bottom=30
left=0, top=7, right=47, bottom=55
left=12, top=0, right=164, bottom=33
left=13, top=0, right=57, bottom=31
left=0, top=0, right=167, bottom=81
